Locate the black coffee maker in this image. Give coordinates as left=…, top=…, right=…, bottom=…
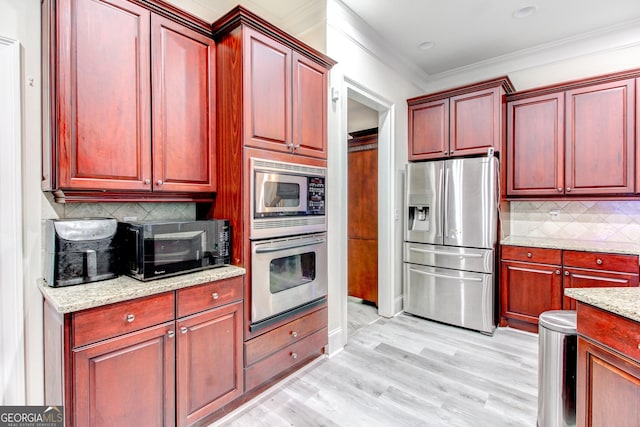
left=44, top=218, right=118, bottom=287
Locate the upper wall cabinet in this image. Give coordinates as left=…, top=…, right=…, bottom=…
left=507, top=71, right=638, bottom=198
left=225, top=24, right=330, bottom=159
left=407, top=77, right=514, bottom=161
left=42, top=0, right=216, bottom=202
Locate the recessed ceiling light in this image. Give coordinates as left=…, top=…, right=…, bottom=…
left=418, top=41, right=435, bottom=50
left=512, top=5, right=537, bottom=18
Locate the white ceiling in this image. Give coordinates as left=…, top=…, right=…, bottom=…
left=339, top=0, right=640, bottom=76
left=176, top=0, right=640, bottom=82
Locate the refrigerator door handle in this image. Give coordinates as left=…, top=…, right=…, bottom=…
left=408, top=267, right=483, bottom=282
left=409, top=247, right=483, bottom=258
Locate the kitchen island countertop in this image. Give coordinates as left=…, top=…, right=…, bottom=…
left=565, top=287, right=640, bottom=323
left=39, top=265, right=246, bottom=313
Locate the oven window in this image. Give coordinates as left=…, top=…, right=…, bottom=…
left=264, top=182, right=300, bottom=208
left=270, top=252, right=316, bottom=293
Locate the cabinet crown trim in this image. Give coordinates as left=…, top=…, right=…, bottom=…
left=407, top=76, right=515, bottom=105
left=211, top=5, right=336, bottom=69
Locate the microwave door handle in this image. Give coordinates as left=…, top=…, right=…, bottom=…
left=255, top=238, right=326, bottom=254
left=132, top=229, right=140, bottom=271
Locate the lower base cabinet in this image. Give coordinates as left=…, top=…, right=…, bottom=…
left=576, top=303, right=640, bottom=427
left=45, top=276, right=244, bottom=427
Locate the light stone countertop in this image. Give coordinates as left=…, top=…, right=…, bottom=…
left=39, top=265, right=246, bottom=314
left=564, top=287, right=640, bottom=323
left=501, top=236, right=640, bottom=257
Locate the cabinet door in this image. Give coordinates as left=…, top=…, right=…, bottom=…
left=408, top=98, right=449, bottom=160
left=565, top=79, right=635, bottom=195
left=243, top=28, right=292, bottom=152
left=176, top=301, right=243, bottom=427
left=450, top=87, right=501, bottom=157
left=151, top=15, right=216, bottom=192
left=577, top=337, right=640, bottom=427
left=500, top=260, right=563, bottom=332
left=57, top=0, right=151, bottom=191
left=292, top=52, right=328, bottom=158
left=563, top=268, right=638, bottom=309
left=507, top=93, right=565, bottom=196
left=73, top=322, right=175, bottom=427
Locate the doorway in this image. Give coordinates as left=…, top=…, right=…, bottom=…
left=346, top=98, right=380, bottom=337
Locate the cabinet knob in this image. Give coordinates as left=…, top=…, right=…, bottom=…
left=291, top=331, right=298, bottom=338
left=443, top=151, right=449, bottom=155
left=126, top=314, right=135, bottom=323
left=291, top=352, right=298, bottom=360
left=168, top=330, right=175, bottom=338
left=564, top=271, right=570, bottom=276
left=294, top=144, right=300, bottom=150
left=596, top=258, right=603, bottom=265
left=211, top=292, right=219, bottom=300
left=557, top=187, right=563, bottom=192
left=180, top=326, right=188, bottom=334
left=566, top=187, right=571, bottom=192
left=144, top=179, right=151, bottom=185
left=287, top=143, right=295, bottom=153
left=527, top=252, right=532, bottom=258
left=555, top=270, right=561, bottom=275
left=156, top=179, right=163, bottom=186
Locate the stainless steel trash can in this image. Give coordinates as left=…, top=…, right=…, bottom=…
left=537, top=310, right=577, bottom=427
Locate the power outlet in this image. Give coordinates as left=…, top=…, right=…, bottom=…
left=123, top=216, right=137, bottom=222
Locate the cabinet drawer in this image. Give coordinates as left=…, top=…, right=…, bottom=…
left=244, top=327, right=327, bottom=391
left=244, top=307, right=327, bottom=366
left=563, top=250, right=639, bottom=274
left=501, top=245, right=562, bottom=264
left=176, top=276, right=243, bottom=318
left=577, top=303, right=640, bottom=363
left=73, top=292, right=175, bottom=347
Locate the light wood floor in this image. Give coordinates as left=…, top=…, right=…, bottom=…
left=213, top=302, right=539, bottom=427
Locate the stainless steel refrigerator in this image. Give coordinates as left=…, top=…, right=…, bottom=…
left=403, top=156, right=499, bottom=334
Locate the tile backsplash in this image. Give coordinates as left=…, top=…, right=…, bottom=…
left=509, top=201, right=640, bottom=243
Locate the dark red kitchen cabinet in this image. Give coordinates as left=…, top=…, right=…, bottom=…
left=507, top=92, right=565, bottom=196
left=565, top=79, right=635, bottom=195
left=73, top=322, right=175, bottom=427
left=151, top=14, right=216, bottom=193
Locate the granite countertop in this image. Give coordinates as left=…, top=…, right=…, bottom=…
left=565, top=287, right=640, bottom=323
left=501, top=236, right=640, bottom=257
left=39, top=265, right=246, bottom=314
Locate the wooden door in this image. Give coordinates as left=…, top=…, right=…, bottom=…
left=507, top=93, right=565, bottom=196
left=176, top=302, right=243, bottom=427
left=563, top=268, right=638, bottom=310
left=292, top=52, right=328, bottom=158
left=450, top=86, right=501, bottom=157
left=56, top=0, right=151, bottom=191
left=408, top=98, right=449, bottom=160
left=243, top=28, right=292, bottom=153
left=151, top=15, right=216, bottom=193
left=577, top=337, right=640, bottom=427
left=500, top=261, right=563, bottom=332
left=73, top=322, right=175, bottom=427
left=565, top=79, right=635, bottom=195
left=348, top=129, right=378, bottom=305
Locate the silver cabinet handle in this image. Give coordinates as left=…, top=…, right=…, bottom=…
left=168, top=330, right=175, bottom=338
left=287, top=143, right=295, bottom=153
left=181, top=326, right=188, bottom=334
left=294, top=144, right=300, bottom=150
left=564, top=271, right=570, bottom=276
left=566, top=187, right=571, bottom=192
left=291, top=331, right=298, bottom=338
left=291, top=352, right=298, bottom=360
left=211, top=292, right=219, bottom=300
left=144, top=179, right=151, bottom=185
left=443, top=151, right=448, bottom=155
left=557, top=187, right=563, bottom=192
left=555, top=270, right=561, bottom=275
left=596, top=259, right=603, bottom=265
left=156, top=179, right=163, bottom=186
left=126, top=314, right=135, bottom=323
left=527, top=252, right=532, bottom=258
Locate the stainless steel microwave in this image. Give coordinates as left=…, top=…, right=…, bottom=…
left=250, top=157, right=327, bottom=239
left=117, top=220, right=230, bottom=281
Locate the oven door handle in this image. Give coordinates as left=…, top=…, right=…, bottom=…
left=255, top=238, right=326, bottom=254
